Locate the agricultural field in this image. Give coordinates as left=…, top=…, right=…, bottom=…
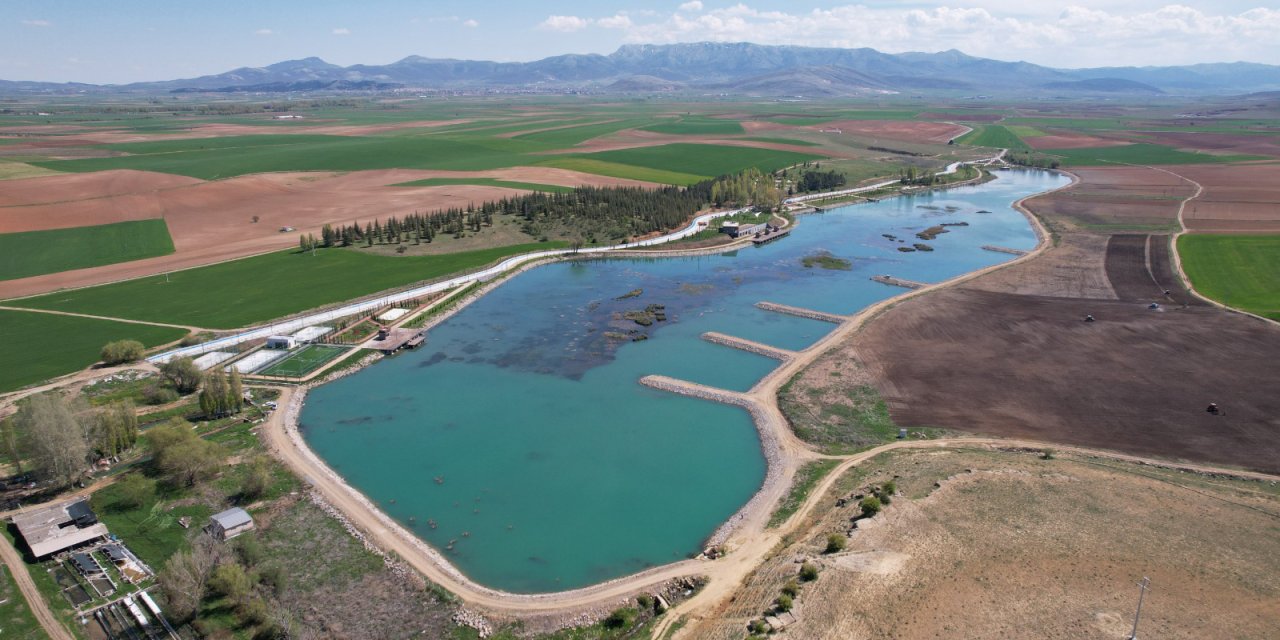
left=1043, top=143, right=1262, bottom=166
left=641, top=116, right=745, bottom=135
left=1178, top=234, right=1280, bottom=320
left=0, top=309, right=188, bottom=392
left=392, top=177, right=574, bottom=193
left=553, top=143, right=821, bottom=182
left=8, top=242, right=563, bottom=329
left=256, top=344, right=352, bottom=377
left=0, top=219, right=174, bottom=281
left=956, top=124, right=1031, bottom=150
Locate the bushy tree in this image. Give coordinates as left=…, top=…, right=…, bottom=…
left=160, top=536, right=222, bottom=623
left=160, top=357, right=202, bottom=394
left=14, top=394, right=90, bottom=488
left=148, top=418, right=224, bottom=487
left=860, top=495, right=883, bottom=518
left=100, top=339, right=145, bottom=365
left=824, top=532, right=847, bottom=554
left=114, top=472, right=154, bottom=510
left=90, top=400, right=138, bottom=458
left=240, top=456, right=272, bottom=501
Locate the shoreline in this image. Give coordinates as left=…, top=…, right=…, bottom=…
left=269, top=168, right=1066, bottom=609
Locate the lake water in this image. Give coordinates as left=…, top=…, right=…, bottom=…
left=298, top=169, right=1068, bottom=593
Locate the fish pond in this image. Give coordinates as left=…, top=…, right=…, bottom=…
left=299, top=169, right=1068, bottom=593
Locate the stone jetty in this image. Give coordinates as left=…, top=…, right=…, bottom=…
left=701, top=332, right=796, bottom=361
left=755, top=301, right=848, bottom=324
left=870, top=275, right=928, bottom=290
left=981, top=244, right=1029, bottom=255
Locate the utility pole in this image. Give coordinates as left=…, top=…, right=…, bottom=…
left=1128, top=576, right=1151, bottom=640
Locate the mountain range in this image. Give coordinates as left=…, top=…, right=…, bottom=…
left=4, top=42, right=1280, bottom=96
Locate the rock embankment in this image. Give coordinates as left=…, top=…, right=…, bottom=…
left=638, top=375, right=784, bottom=546
left=870, top=275, right=927, bottom=290
left=755, top=301, right=847, bottom=324
left=701, top=332, right=795, bottom=361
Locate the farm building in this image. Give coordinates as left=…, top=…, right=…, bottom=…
left=719, top=221, right=768, bottom=238
left=12, top=499, right=109, bottom=558
left=291, top=325, right=333, bottom=343
left=266, top=335, right=297, bottom=349
left=207, top=507, right=254, bottom=541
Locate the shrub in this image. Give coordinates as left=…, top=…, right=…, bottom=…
left=882, top=480, right=897, bottom=495
left=603, top=607, right=636, bottom=629
left=101, top=340, right=145, bottom=365
left=775, top=593, right=793, bottom=612
left=208, top=562, right=252, bottom=602
left=1041, top=448, right=1055, bottom=460
left=824, top=533, right=846, bottom=554
left=749, top=619, right=769, bottom=634
left=142, top=384, right=179, bottom=405
left=799, top=562, right=819, bottom=582
left=637, top=594, right=654, bottom=611
left=114, top=473, right=154, bottom=510
left=860, top=495, right=883, bottom=517
left=781, top=578, right=799, bottom=597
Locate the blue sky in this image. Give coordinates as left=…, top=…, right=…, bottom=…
left=3, top=1, right=1278, bottom=83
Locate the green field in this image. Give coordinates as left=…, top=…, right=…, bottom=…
left=1042, top=143, right=1263, bottom=166
left=257, top=344, right=352, bottom=377
left=0, top=565, right=44, bottom=640
left=0, top=160, right=64, bottom=181
left=34, top=134, right=548, bottom=179
left=0, top=309, right=188, bottom=392
left=739, top=137, right=821, bottom=146
left=392, top=177, right=574, bottom=193
left=641, top=117, right=745, bottom=135
left=512, top=118, right=658, bottom=146
left=957, top=125, right=1032, bottom=150
left=8, top=242, right=565, bottom=329
left=1178, top=234, right=1280, bottom=320
left=556, top=144, right=821, bottom=183
left=0, top=219, right=175, bottom=281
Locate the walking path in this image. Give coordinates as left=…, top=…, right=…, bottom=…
left=0, top=305, right=202, bottom=332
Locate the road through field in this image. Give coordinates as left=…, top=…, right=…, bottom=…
left=0, top=532, right=76, bottom=640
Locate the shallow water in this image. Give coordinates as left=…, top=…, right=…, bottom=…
left=299, top=169, right=1068, bottom=593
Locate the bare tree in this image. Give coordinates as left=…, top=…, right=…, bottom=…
left=159, top=534, right=223, bottom=622
left=14, top=394, right=90, bottom=488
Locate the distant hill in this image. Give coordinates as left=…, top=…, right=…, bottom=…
left=1040, top=78, right=1165, bottom=94
left=3, top=42, right=1279, bottom=96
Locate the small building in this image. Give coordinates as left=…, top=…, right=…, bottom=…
left=718, top=221, right=740, bottom=235
left=265, top=335, right=297, bottom=350
left=12, top=499, right=109, bottom=558
left=719, top=221, right=768, bottom=238
left=377, top=308, right=410, bottom=323
left=291, top=325, right=333, bottom=344
left=207, top=507, right=254, bottom=541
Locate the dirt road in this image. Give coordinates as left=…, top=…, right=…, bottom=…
left=0, top=532, right=76, bottom=640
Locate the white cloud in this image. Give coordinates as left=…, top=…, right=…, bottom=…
left=21, top=19, right=52, bottom=27
left=332, top=27, right=351, bottom=36
left=254, top=28, right=274, bottom=36
left=597, top=14, right=633, bottom=29
left=538, top=15, right=590, bottom=32
left=463, top=19, right=479, bottom=28
left=580, top=4, right=1280, bottom=68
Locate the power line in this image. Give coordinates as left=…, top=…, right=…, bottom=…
left=1128, top=576, right=1151, bottom=640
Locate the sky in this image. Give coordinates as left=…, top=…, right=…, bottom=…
left=3, top=1, right=1279, bottom=84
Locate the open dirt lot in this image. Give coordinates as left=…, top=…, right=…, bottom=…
left=966, top=232, right=1117, bottom=299
left=0, top=169, right=201, bottom=208
left=687, top=447, right=1280, bottom=639
left=0, top=167, right=654, bottom=298
left=851, top=287, right=1280, bottom=474
left=1022, top=166, right=1193, bottom=230
left=1026, top=132, right=1132, bottom=150
left=1169, top=163, right=1280, bottom=232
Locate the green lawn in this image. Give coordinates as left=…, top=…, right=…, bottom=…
left=553, top=144, right=821, bottom=184
left=1178, top=234, right=1280, bottom=320
left=0, top=310, right=187, bottom=392
left=641, top=117, right=744, bottom=136
left=8, top=242, right=565, bottom=329
left=257, top=344, right=351, bottom=377
left=90, top=476, right=212, bottom=569
left=392, top=177, right=574, bottom=193
left=0, top=219, right=174, bottom=281
left=1044, top=143, right=1262, bottom=166
left=957, top=125, right=1031, bottom=150
left=34, top=133, right=549, bottom=179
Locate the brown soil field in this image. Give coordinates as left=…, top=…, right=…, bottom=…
left=0, top=167, right=655, bottom=298
left=1103, top=233, right=1199, bottom=303
left=852, top=287, right=1280, bottom=473
left=966, top=233, right=1116, bottom=299
left=810, top=119, right=967, bottom=144
left=0, top=169, right=202, bottom=207
left=549, top=128, right=840, bottom=157
left=916, top=111, right=1005, bottom=123
left=1025, top=133, right=1132, bottom=149
left=688, top=447, right=1280, bottom=639
left=1143, top=131, right=1280, bottom=158
left=1023, top=166, right=1192, bottom=230
left=1167, top=163, right=1280, bottom=232
left=3, top=119, right=475, bottom=146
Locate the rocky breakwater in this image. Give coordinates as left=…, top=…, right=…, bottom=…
left=701, top=332, right=796, bottom=361
left=755, top=301, right=848, bottom=324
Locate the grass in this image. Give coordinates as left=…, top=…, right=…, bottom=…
left=0, top=219, right=174, bottom=281
left=801, top=252, right=853, bottom=270
left=34, top=133, right=547, bottom=179
left=535, top=157, right=706, bottom=186
left=512, top=118, right=657, bottom=146
left=1004, top=125, right=1045, bottom=138
left=0, top=160, right=62, bottom=180
left=739, top=137, right=820, bottom=147
left=256, top=344, right=350, bottom=377
left=768, top=459, right=841, bottom=527
left=0, top=310, right=187, bottom=393
left=9, top=241, right=565, bottom=329
left=956, top=125, right=1031, bottom=151
left=0, top=564, right=46, bottom=639
left=90, top=477, right=212, bottom=569
left=554, top=144, right=821, bottom=183
left=1178, top=234, right=1280, bottom=320
left=393, top=177, right=574, bottom=193
left=641, top=117, right=745, bottom=136
left=1044, top=143, right=1263, bottom=166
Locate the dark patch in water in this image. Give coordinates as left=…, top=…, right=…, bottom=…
left=527, top=556, right=548, bottom=565
left=336, top=416, right=373, bottom=425
left=525, top=451, right=548, bottom=461
left=418, top=352, right=448, bottom=368
left=461, top=342, right=483, bottom=355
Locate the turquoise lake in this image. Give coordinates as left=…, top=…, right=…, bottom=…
left=299, top=169, right=1069, bottom=593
